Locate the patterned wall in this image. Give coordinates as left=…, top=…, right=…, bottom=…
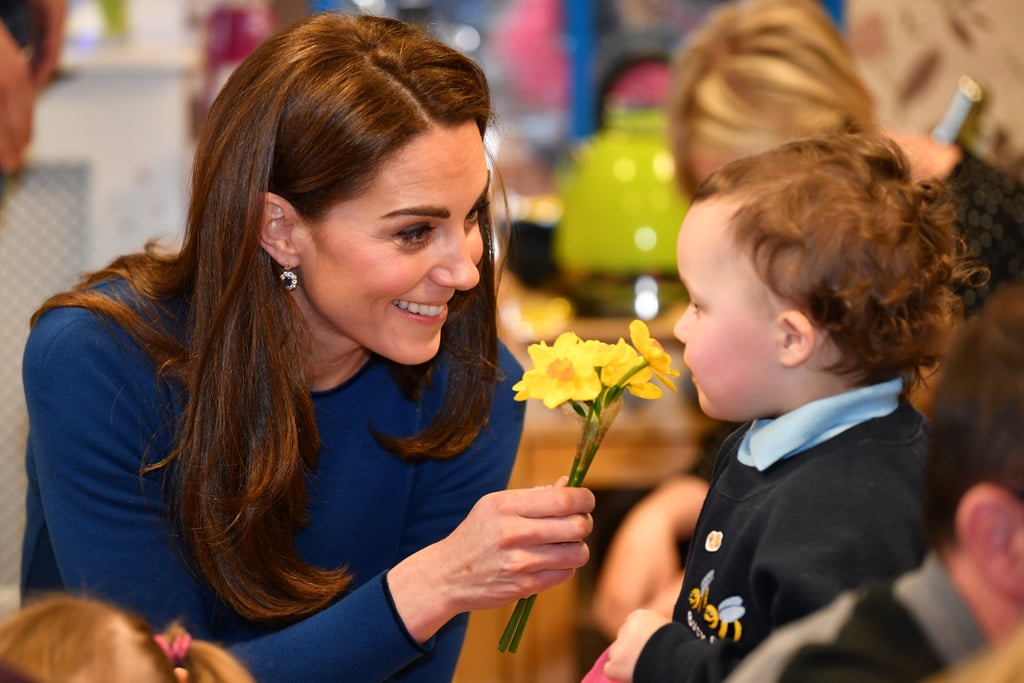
left=0, top=165, right=88, bottom=617
left=849, top=0, right=1024, bottom=179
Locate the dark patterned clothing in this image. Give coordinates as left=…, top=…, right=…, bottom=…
left=949, top=148, right=1024, bottom=315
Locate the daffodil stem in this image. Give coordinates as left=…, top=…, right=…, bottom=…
left=568, top=411, right=602, bottom=486
left=499, top=400, right=612, bottom=652
left=498, top=594, right=534, bottom=652
left=502, top=593, right=536, bottom=653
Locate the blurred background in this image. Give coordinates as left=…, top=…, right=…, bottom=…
left=1, top=1, right=1023, bottom=681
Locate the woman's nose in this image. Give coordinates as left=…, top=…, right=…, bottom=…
left=435, top=228, right=483, bottom=290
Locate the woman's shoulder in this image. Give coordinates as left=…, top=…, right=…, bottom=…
left=27, top=301, right=116, bottom=363
left=25, top=279, right=170, bottom=376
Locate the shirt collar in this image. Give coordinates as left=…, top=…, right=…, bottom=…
left=737, top=377, right=903, bottom=471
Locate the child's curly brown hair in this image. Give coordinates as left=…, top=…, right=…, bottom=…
left=692, top=129, right=987, bottom=393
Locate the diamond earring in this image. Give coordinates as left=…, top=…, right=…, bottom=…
left=279, top=265, right=298, bottom=291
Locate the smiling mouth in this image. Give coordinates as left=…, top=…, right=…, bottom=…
left=393, top=299, right=446, bottom=317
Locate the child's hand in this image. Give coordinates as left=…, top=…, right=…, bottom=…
left=603, top=609, right=672, bottom=682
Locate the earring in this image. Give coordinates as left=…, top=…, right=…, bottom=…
left=279, top=265, right=298, bottom=291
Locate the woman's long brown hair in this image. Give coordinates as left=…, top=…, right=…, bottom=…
left=31, top=13, right=500, bottom=623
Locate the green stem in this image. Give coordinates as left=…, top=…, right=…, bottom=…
left=498, top=597, right=529, bottom=652
left=613, top=360, right=650, bottom=391
left=568, top=410, right=601, bottom=487
left=570, top=438, right=601, bottom=487
left=499, top=390, right=623, bottom=652
left=507, top=594, right=537, bottom=653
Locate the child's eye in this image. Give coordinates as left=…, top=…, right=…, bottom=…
left=397, top=224, right=434, bottom=248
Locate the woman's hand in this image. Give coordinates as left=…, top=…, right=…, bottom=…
left=387, top=478, right=595, bottom=642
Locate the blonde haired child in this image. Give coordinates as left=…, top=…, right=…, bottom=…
left=0, top=595, right=253, bottom=682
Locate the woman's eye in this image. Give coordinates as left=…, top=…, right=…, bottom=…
left=397, top=224, right=434, bottom=247
left=466, top=200, right=489, bottom=228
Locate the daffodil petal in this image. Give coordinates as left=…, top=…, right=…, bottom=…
left=627, top=382, right=663, bottom=399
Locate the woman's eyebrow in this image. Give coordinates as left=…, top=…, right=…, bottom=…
left=380, top=172, right=491, bottom=219
left=382, top=205, right=450, bottom=219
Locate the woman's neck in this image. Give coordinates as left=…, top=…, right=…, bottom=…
left=307, top=348, right=371, bottom=392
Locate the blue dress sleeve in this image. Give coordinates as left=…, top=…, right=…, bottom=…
left=22, top=306, right=526, bottom=682
left=22, top=306, right=218, bottom=622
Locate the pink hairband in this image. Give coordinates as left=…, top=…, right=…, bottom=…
left=154, top=633, right=192, bottom=668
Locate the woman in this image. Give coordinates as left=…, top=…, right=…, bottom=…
left=20, top=13, right=594, bottom=682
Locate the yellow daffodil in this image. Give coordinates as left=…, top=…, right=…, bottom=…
left=598, top=339, right=660, bottom=399
left=630, top=319, right=680, bottom=391
left=500, top=320, right=681, bottom=654
left=512, top=331, right=603, bottom=409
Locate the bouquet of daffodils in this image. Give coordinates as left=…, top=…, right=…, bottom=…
left=499, top=320, right=680, bottom=653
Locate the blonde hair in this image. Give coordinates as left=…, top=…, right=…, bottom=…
left=0, top=595, right=254, bottom=683
left=668, top=0, right=875, bottom=196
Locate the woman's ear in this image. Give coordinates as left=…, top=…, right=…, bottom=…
left=776, top=309, right=816, bottom=368
left=259, top=192, right=302, bottom=266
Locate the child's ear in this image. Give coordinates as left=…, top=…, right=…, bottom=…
left=777, top=309, right=816, bottom=368
left=259, top=192, right=302, bottom=266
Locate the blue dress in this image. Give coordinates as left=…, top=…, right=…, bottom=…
left=20, top=292, right=525, bottom=682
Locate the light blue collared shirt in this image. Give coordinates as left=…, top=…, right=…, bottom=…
left=737, top=377, right=904, bottom=471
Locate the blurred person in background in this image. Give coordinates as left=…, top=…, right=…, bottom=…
left=0, top=0, right=66, bottom=190
left=0, top=594, right=254, bottom=683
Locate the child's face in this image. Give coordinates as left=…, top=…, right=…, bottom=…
left=673, top=199, right=788, bottom=422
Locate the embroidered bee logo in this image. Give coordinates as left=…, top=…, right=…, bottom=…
left=688, top=569, right=715, bottom=612
left=704, top=595, right=745, bottom=641
left=687, top=569, right=746, bottom=642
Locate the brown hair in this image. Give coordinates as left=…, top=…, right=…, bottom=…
left=693, top=130, right=983, bottom=392
left=0, top=595, right=253, bottom=682
left=29, top=13, right=500, bottom=622
left=667, top=0, right=875, bottom=197
left=923, top=284, right=1024, bottom=550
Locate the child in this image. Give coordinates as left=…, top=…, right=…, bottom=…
left=591, top=130, right=984, bottom=682
left=0, top=595, right=254, bottom=682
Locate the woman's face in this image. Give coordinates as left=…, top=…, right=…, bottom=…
left=288, top=122, right=488, bottom=388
